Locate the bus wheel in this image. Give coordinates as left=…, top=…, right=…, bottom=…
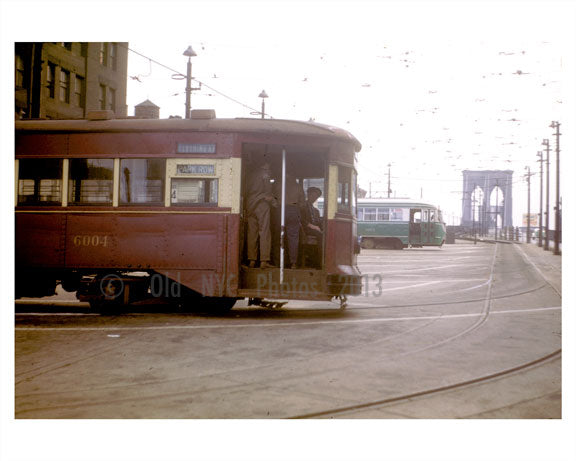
left=393, top=240, right=404, bottom=250
left=362, top=238, right=375, bottom=249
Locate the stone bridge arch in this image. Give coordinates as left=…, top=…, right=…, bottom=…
left=461, top=170, right=513, bottom=233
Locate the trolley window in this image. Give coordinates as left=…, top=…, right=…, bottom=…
left=69, top=158, right=114, bottom=205
left=120, top=159, right=165, bottom=205
left=391, top=208, right=404, bottom=221
left=171, top=178, right=218, bottom=206
left=337, top=166, right=352, bottom=213
left=363, top=207, right=377, bottom=221
left=17, top=158, right=62, bottom=206
left=376, top=207, right=390, bottom=221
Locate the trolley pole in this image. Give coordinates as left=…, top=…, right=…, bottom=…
left=551, top=121, right=561, bottom=255
left=542, top=139, right=550, bottom=251
left=537, top=151, right=543, bottom=247
left=525, top=166, right=531, bottom=243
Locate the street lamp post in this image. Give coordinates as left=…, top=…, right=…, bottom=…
left=258, top=90, right=269, bottom=119
left=183, top=46, right=197, bottom=119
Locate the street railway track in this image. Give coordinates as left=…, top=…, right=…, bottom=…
left=288, top=348, right=562, bottom=418
left=15, top=242, right=562, bottom=418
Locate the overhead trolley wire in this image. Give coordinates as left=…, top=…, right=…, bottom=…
left=123, top=44, right=265, bottom=116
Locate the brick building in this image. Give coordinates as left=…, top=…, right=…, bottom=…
left=15, top=42, right=128, bottom=119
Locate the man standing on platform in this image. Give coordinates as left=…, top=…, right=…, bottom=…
left=245, top=162, right=277, bottom=269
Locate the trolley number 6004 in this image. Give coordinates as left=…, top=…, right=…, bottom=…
left=73, top=235, right=109, bottom=247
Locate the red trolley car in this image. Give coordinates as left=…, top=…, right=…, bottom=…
left=15, top=110, right=362, bottom=311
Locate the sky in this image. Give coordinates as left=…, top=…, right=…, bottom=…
left=1, top=1, right=575, bottom=461
left=121, top=1, right=575, bottom=229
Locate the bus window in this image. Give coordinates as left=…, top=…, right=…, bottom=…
left=412, top=209, right=421, bottom=223
left=430, top=209, right=436, bottom=222
left=17, top=158, right=62, bottom=206
left=69, top=158, right=114, bottom=205
left=357, top=208, right=364, bottom=220
left=120, top=159, right=165, bottom=205
left=423, top=209, right=429, bottom=222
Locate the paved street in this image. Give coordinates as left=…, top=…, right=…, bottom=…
left=14, top=240, right=562, bottom=420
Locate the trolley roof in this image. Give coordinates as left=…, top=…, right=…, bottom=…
left=357, top=197, right=441, bottom=209
left=15, top=114, right=362, bottom=152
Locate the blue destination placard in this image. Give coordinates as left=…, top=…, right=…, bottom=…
left=177, top=143, right=216, bottom=154
left=176, top=164, right=215, bottom=175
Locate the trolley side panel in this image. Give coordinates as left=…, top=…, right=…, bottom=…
left=15, top=213, right=66, bottom=268
left=63, top=213, right=226, bottom=270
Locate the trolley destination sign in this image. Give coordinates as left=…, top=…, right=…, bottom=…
left=176, top=143, right=216, bottom=154
left=176, top=164, right=215, bottom=175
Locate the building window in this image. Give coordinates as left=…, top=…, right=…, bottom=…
left=59, top=69, right=70, bottom=103
left=107, top=87, right=116, bottom=112
left=46, top=62, right=56, bottom=99
left=99, top=84, right=106, bottom=109
left=15, top=54, right=25, bottom=88
left=69, top=159, right=114, bottom=205
left=74, top=75, right=85, bottom=108
left=99, top=43, right=108, bottom=66
left=171, top=178, right=219, bottom=206
left=120, top=159, right=165, bottom=205
left=109, top=43, right=118, bottom=70
left=80, top=43, right=88, bottom=58
left=17, top=159, right=63, bottom=206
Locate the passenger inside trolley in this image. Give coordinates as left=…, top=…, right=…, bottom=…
left=241, top=143, right=325, bottom=275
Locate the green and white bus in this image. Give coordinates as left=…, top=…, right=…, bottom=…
left=357, top=198, right=446, bottom=249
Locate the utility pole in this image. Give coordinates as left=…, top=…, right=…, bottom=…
left=258, top=90, right=268, bottom=119
left=537, top=151, right=543, bottom=247
left=387, top=163, right=392, bottom=198
left=472, top=186, right=477, bottom=244
left=542, top=139, right=550, bottom=251
left=183, top=46, right=197, bottom=119
left=525, top=166, right=531, bottom=243
left=551, top=121, right=561, bottom=255
left=495, top=180, right=499, bottom=240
